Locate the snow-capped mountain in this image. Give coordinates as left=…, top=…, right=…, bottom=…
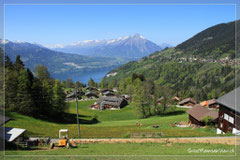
left=50, top=34, right=162, bottom=58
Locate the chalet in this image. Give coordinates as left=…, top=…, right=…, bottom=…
left=216, top=87, right=240, bottom=135
left=179, top=98, right=197, bottom=107
left=85, top=91, right=98, bottom=99
left=96, top=96, right=128, bottom=110
left=187, top=104, right=218, bottom=126
left=103, top=91, right=115, bottom=97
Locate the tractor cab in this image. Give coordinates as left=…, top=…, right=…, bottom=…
left=58, top=129, right=68, bottom=147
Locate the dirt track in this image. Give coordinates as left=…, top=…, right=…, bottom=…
left=73, top=137, right=240, bottom=145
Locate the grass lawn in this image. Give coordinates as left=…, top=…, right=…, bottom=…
left=4, top=100, right=224, bottom=138
left=4, top=143, right=236, bottom=156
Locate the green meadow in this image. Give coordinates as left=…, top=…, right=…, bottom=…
left=5, top=100, right=221, bottom=138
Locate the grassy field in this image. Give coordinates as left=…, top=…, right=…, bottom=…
left=4, top=100, right=223, bottom=138
left=4, top=143, right=236, bottom=156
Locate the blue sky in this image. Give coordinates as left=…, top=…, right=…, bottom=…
left=4, top=4, right=236, bottom=46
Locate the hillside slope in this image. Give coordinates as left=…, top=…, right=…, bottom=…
left=104, top=20, right=240, bottom=100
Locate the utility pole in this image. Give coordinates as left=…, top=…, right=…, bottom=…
left=75, top=87, right=80, bottom=138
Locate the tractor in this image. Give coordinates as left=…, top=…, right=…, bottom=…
left=50, top=129, right=71, bottom=149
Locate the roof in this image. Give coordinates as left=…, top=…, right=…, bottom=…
left=173, top=96, right=180, bottom=101
left=187, top=104, right=218, bottom=121
left=5, top=127, right=26, bottom=142
left=0, top=115, right=11, bottom=126
left=85, top=91, right=98, bottom=96
left=216, top=87, right=240, bottom=113
left=97, top=96, right=126, bottom=107
left=103, top=91, right=115, bottom=96
left=179, top=98, right=197, bottom=105
left=59, top=129, right=68, bottom=133
left=207, top=99, right=217, bottom=106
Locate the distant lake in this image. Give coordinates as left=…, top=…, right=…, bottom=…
left=53, top=68, right=113, bottom=84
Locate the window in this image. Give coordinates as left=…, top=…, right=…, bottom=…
left=229, top=116, right=234, bottom=124
left=224, top=113, right=229, bottom=120
left=223, top=113, right=234, bottom=124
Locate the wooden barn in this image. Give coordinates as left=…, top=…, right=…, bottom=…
left=187, top=104, right=218, bottom=126
left=179, top=98, right=197, bottom=107
left=96, top=96, right=128, bottom=110
left=216, top=87, right=240, bottom=135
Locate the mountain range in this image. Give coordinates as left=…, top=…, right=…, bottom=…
left=50, top=34, right=164, bottom=58
left=0, top=40, right=129, bottom=80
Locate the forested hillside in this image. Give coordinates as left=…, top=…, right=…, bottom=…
left=104, top=20, right=240, bottom=101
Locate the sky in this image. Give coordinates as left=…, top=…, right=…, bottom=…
left=4, top=4, right=236, bottom=46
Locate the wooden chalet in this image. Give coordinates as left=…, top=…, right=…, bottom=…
left=96, top=96, right=128, bottom=110
left=187, top=104, right=218, bottom=126
left=216, top=87, right=240, bottom=135
left=85, top=91, right=98, bottom=99
left=179, top=98, right=197, bottom=106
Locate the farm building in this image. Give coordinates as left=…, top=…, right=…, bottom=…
left=96, top=96, right=128, bottom=110
left=200, top=99, right=218, bottom=109
left=179, top=98, right=197, bottom=107
left=216, top=87, right=240, bottom=135
left=186, top=104, right=218, bottom=126
left=0, top=115, right=26, bottom=147
left=85, top=91, right=98, bottom=99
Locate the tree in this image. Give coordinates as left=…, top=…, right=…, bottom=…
left=14, top=55, right=25, bottom=71
left=88, top=78, right=95, bottom=87
left=34, top=65, right=50, bottom=81
left=75, top=80, right=83, bottom=88
left=100, top=78, right=106, bottom=89
left=65, top=78, right=74, bottom=88
left=52, top=80, right=67, bottom=117
left=17, top=69, right=35, bottom=115
left=132, top=79, right=148, bottom=118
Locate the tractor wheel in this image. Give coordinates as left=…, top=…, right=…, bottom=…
left=50, top=142, right=55, bottom=149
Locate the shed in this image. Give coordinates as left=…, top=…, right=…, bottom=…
left=5, top=127, right=26, bottom=142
